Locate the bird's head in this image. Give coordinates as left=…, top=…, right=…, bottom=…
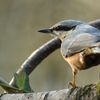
left=38, top=20, right=84, bottom=39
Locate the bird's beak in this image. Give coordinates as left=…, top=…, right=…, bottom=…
left=38, top=28, right=51, bottom=33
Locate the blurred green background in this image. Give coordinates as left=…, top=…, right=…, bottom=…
left=0, top=0, right=100, bottom=92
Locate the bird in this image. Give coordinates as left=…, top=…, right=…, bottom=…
left=38, top=19, right=100, bottom=88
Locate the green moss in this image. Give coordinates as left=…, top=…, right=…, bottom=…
left=96, top=82, right=100, bottom=95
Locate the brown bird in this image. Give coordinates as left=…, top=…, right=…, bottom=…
left=38, top=20, right=100, bottom=88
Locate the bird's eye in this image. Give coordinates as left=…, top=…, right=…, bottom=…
left=55, top=26, right=59, bottom=30
left=55, top=26, right=63, bottom=31
left=54, top=26, right=70, bottom=31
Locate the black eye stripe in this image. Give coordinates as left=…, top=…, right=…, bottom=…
left=52, top=25, right=75, bottom=31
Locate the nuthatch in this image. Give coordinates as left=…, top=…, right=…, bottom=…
left=38, top=19, right=100, bottom=88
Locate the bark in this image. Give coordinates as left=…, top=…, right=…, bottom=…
left=0, top=84, right=100, bottom=100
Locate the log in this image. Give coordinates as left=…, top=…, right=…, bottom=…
left=0, top=84, right=100, bottom=100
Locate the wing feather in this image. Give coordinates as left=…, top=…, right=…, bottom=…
left=61, top=33, right=100, bottom=56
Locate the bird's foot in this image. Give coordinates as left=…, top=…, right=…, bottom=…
left=68, top=81, right=77, bottom=88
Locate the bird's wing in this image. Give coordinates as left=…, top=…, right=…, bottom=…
left=61, top=32, right=100, bottom=56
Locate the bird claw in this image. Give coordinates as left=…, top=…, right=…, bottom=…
left=67, top=81, right=77, bottom=88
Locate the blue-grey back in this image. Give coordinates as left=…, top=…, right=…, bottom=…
left=61, top=24, right=100, bottom=56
